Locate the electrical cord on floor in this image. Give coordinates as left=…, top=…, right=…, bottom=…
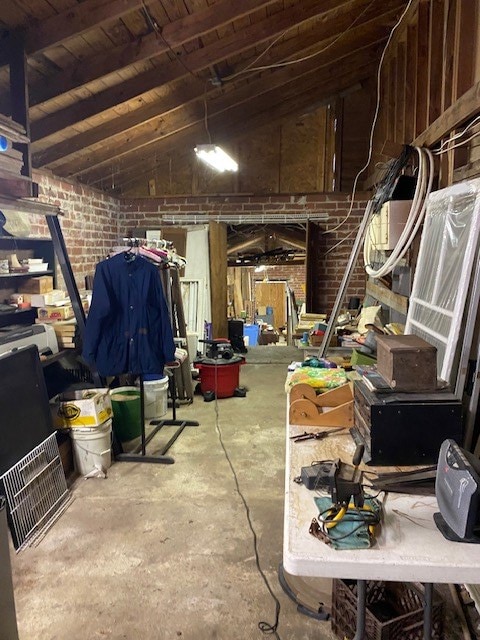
left=213, top=362, right=282, bottom=639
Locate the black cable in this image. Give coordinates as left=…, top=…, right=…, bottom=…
left=316, top=504, right=381, bottom=544
left=141, top=2, right=205, bottom=87
left=213, top=361, right=282, bottom=639
left=371, top=145, right=412, bottom=213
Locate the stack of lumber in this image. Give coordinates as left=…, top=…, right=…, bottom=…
left=52, top=319, right=77, bottom=349
left=0, top=146, right=24, bottom=178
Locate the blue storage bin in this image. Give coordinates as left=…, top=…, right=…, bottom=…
left=244, top=324, right=260, bottom=346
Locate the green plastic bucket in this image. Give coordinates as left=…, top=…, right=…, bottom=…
left=110, top=387, right=142, bottom=442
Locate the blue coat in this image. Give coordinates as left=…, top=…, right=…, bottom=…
left=82, top=253, right=175, bottom=377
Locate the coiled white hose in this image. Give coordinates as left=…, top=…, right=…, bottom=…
left=363, top=146, right=434, bottom=278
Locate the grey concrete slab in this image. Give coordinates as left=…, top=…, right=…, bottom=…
left=11, top=361, right=336, bottom=640
left=9, top=357, right=463, bottom=640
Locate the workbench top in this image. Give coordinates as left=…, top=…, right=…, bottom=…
left=284, top=402, right=480, bottom=584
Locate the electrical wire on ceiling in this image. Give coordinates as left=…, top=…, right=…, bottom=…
left=202, top=80, right=212, bottom=144
left=433, top=114, right=480, bottom=154
left=221, top=0, right=376, bottom=83
left=325, top=119, right=480, bottom=256
left=323, top=0, right=415, bottom=236
left=141, top=1, right=205, bottom=86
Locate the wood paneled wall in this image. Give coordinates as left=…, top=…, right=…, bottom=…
left=370, top=0, right=480, bottom=186
left=124, top=103, right=338, bottom=197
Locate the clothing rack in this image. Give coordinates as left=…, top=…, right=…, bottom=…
left=159, top=267, right=194, bottom=402
left=115, top=368, right=198, bottom=465
left=112, top=237, right=198, bottom=465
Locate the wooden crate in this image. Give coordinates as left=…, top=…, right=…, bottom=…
left=376, top=334, right=437, bottom=392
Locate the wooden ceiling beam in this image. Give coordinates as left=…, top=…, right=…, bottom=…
left=227, top=236, right=265, bottom=255
left=54, top=33, right=385, bottom=177
left=98, top=61, right=378, bottom=190
left=83, top=58, right=378, bottom=189
left=267, top=226, right=306, bottom=249
left=24, top=0, right=145, bottom=56
left=28, top=0, right=279, bottom=108
left=34, top=1, right=402, bottom=168
left=30, top=0, right=351, bottom=142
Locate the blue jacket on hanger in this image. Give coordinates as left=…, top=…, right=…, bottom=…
left=82, top=252, right=176, bottom=377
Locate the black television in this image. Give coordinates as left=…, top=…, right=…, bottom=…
left=0, top=345, right=54, bottom=476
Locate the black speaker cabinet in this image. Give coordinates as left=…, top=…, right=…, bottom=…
left=352, top=380, right=463, bottom=466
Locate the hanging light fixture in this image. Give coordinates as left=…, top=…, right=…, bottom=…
left=194, top=144, right=238, bottom=172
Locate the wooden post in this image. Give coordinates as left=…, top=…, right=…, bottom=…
left=209, top=221, right=228, bottom=338
left=8, top=32, right=33, bottom=186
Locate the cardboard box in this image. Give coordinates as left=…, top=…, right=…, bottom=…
left=37, top=304, right=74, bottom=321
left=20, top=276, right=54, bottom=294
left=50, top=388, right=113, bottom=428
left=20, top=290, right=66, bottom=307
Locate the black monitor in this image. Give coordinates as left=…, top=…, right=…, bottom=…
left=0, top=345, right=54, bottom=476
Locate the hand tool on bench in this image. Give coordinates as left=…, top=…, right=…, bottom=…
left=289, top=382, right=354, bottom=427
left=290, top=426, right=346, bottom=443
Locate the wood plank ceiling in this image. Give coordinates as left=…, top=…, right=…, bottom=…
left=0, top=0, right=408, bottom=194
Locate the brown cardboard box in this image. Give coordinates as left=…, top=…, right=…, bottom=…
left=37, top=304, right=74, bottom=321
left=376, top=334, right=437, bottom=392
left=20, top=276, right=54, bottom=294
left=50, top=388, right=113, bottom=428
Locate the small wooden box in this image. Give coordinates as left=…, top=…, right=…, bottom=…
left=376, top=334, right=437, bottom=392
left=21, top=275, right=54, bottom=294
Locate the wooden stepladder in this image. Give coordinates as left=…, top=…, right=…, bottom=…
left=289, top=382, right=354, bottom=427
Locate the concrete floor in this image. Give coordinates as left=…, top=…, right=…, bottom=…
left=11, top=347, right=336, bottom=640
left=9, top=346, right=464, bottom=640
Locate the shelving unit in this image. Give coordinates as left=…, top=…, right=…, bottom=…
left=0, top=37, right=99, bottom=386
left=0, top=236, right=56, bottom=327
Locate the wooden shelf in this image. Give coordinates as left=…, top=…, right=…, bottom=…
left=0, top=307, right=31, bottom=316
left=0, top=270, right=53, bottom=278
left=40, top=349, right=77, bottom=367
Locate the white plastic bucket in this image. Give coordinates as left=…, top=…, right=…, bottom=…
left=143, top=376, right=169, bottom=419
left=70, top=419, right=112, bottom=476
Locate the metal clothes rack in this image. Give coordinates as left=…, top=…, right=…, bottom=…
left=113, top=238, right=199, bottom=465
left=115, top=370, right=198, bottom=465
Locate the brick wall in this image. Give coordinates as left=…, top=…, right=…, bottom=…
left=30, top=171, right=119, bottom=290
left=15, top=179, right=367, bottom=311
left=120, top=193, right=367, bottom=313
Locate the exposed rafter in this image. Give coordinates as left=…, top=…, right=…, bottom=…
left=30, top=0, right=350, bottom=142
left=27, top=0, right=279, bottom=108
left=32, top=0, right=402, bottom=170
left=85, top=58, right=378, bottom=190
left=0, top=0, right=410, bottom=192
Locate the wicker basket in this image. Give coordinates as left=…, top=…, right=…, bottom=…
left=331, top=579, right=444, bottom=640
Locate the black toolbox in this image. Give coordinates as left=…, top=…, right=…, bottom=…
left=352, top=380, right=463, bottom=465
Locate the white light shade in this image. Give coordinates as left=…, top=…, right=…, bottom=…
left=254, top=265, right=266, bottom=273
left=194, top=144, right=238, bottom=172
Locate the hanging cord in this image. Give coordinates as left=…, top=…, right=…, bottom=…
left=222, top=0, right=376, bottom=82
left=324, top=0, right=415, bottom=236
left=433, top=115, right=480, bottom=154
left=141, top=1, right=205, bottom=86
left=203, top=81, right=212, bottom=143
left=213, top=361, right=282, bottom=639
left=325, top=146, right=412, bottom=255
